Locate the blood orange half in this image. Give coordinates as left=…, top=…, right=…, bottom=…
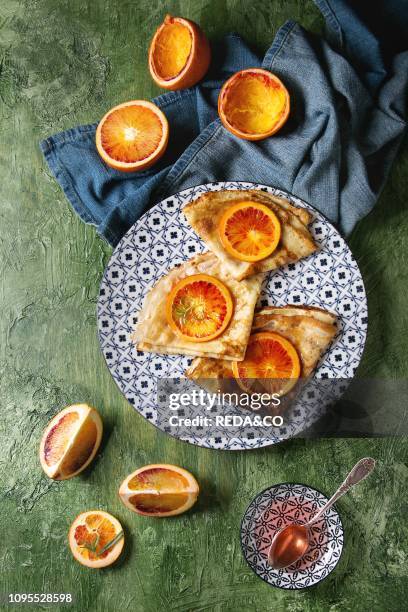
left=218, top=68, right=290, bottom=140
left=232, top=332, right=301, bottom=396
left=148, top=14, right=211, bottom=90
left=166, top=273, right=233, bottom=342
left=96, top=100, right=169, bottom=172
left=218, top=201, right=281, bottom=262
left=119, top=464, right=199, bottom=517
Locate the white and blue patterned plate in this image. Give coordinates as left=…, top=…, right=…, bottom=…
left=97, top=181, right=367, bottom=450
left=240, top=483, right=344, bottom=589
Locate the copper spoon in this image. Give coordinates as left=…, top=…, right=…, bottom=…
left=268, top=457, right=376, bottom=570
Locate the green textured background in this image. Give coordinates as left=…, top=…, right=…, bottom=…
left=1, top=1, right=407, bottom=611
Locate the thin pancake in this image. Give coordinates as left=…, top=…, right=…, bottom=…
left=183, top=190, right=317, bottom=280
left=132, top=252, right=264, bottom=361
left=186, top=305, right=337, bottom=380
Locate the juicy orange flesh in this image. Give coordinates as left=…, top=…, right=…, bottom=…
left=58, top=417, right=97, bottom=476
left=224, top=202, right=279, bottom=257
left=127, top=467, right=190, bottom=492
left=100, top=106, right=163, bottom=163
left=129, top=492, right=190, bottom=513
left=74, top=514, right=117, bottom=560
left=238, top=337, right=297, bottom=379
left=171, top=280, right=228, bottom=338
left=44, top=412, right=79, bottom=466
left=223, top=72, right=286, bottom=134
left=153, top=21, right=192, bottom=79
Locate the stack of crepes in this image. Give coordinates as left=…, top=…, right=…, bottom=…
left=132, top=190, right=338, bottom=394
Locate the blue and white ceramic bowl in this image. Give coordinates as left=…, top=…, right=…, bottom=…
left=240, top=483, right=344, bottom=589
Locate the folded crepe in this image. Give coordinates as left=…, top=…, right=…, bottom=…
left=186, top=305, right=337, bottom=380
left=132, top=252, right=264, bottom=361
left=183, top=190, right=317, bottom=280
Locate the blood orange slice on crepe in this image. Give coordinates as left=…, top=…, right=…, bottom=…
left=96, top=100, right=169, bottom=172
left=183, top=190, right=317, bottom=280
left=132, top=252, right=263, bottom=361
left=166, top=273, right=233, bottom=342
left=119, top=464, right=199, bottom=517
left=218, top=201, right=281, bottom=262
left=187, top=306, right=337, bottom=395
left=232, top=332, right=301, bottom=396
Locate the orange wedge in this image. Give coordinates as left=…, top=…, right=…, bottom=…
left=218, top=201, right=281, bottom=262
left=232, top=332, right=301, bottom=396
left=39, top=404, right=103, bottom=480
left=218, top=68, right=290, bottom=140
left=69, top=510, right=124, bottom=569
left=119, top=464, right=199, bottom=517
left=95, top=100, right=169, bottom=172
left=149, top=14, right=211, bottom=90
left=165, top=273, right=233, bottom=342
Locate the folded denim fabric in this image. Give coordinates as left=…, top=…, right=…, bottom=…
left=40, top=0, right=408, bottom=247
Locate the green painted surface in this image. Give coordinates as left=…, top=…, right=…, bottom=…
left=0, top=1, right=407, bottom=610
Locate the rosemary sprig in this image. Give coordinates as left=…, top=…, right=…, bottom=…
left=80, top=530, right=124, bottom=557
left=98, top=530, right=124, bottom=556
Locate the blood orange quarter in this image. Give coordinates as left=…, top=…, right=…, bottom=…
left=119, top=464, right=199, bottom=517
left=39, top=404, right=103, bottom=480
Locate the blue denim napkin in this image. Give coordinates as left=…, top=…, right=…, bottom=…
left=40, top=0, right=408, bottom=246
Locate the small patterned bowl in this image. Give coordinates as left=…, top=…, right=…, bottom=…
left=240, top=483, right=344, bottom=589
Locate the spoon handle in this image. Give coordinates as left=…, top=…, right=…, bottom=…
left=306, top=457, right=376, bottom=527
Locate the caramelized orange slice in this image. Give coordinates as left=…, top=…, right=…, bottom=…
left=96, top=100, right=169, bottom=172
left=39, top=404, right=103, bottom=480
left=119, top=464, right=199, bottom=517
left=218, top=201, right=281, bottom=262
left=149, top=14, right=211, bottom=90
left=166, top=273, right=233, bottom=342
left=218, top=68, right=290, bottom=140
left=69, top=510, right=124, bottom=569
left=232, top=332, right=301, bottom=396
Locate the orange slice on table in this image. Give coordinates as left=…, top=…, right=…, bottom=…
left=96, top=100, right=169, bottom=172
left=232, top=332, right=301, bottom=396
left=149, top=14, right=211, bottom=90
left=69, top=510, right=124, bottom=569
left=218, top=201, right=281, bottom=262
left=39, top=404, right=103, bottom=480
left=165, top=273, right=233, bottom=342
left=218, top=68, right=290, bottom=140
left=119, top=464, right=199, bottom=517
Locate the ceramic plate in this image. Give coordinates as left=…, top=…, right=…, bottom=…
left=97, top=181, right=367, bottom=449
left=240, top=483, right=344, bottom=589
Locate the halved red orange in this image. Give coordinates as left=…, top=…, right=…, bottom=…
left=218, top=201, right=281, bottom=262
left=96, top=100, right=169, bottom=172
left=218, top=68, right=290, bottom=140
left=69, top=510, right=124, bottom=569
left=165, top=274, right=233, bottom=342
left=39, top=404, right=103, bottom=480
left=149, top=14, right=211, bottom=90
left=119, top=464, right=199, bottom=517
left=232, top=332, right=301, bottom=396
